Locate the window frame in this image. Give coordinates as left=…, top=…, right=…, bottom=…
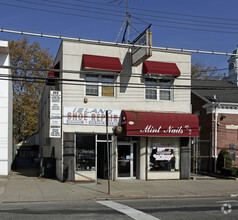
left=85, top=74, right=99, bottom=96
left=159, top=79, right=173, bottom=101
left=229, top=151, right=236, bottom=163
left=145, top=78, right=157, bottom=100
left=145, top=77, right=173, bottom=101
left=85, top=74, right=116, bottom=97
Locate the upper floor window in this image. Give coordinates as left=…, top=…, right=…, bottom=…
left=86, top=75, right=99, bottom=96
left=85, top=74, right=115, bottom=97
left=145, top=78, right=157, bottom=100
left=145, top=78, right=173, bottom=101
left=159, top=79, right=172, bottom=101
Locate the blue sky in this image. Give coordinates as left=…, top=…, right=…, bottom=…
left=0, top=0, right=238, bottom=75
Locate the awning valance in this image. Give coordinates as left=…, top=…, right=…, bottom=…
left=121, top=111, right=199, bottom=137
left=143, top=61, right=180, bottom=77
left=82, top=54, right=122, bottom=72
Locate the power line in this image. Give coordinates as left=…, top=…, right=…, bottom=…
left=15, top=0, right=126, bottom=19
left=75, top=0, right=238, bottom=22
left=0, top=65, right=236, bottom=90
left=0, top=27, right=237, bottom=56
left=2, top=2, right=238, bottom=35
left=1, top=73, right=238, bottom=91
left=46, top=0, right=238, bottom=27
left=16, top=0, right=238, bottom=29
left=0, top=2, right=123, bottom=24
left=0, top=64, right=228, bottom=81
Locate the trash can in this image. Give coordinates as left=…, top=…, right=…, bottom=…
left=42, top=157, right=56, bottom=178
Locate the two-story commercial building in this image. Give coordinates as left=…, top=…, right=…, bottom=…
left=39, top=37, right=199, bottom=182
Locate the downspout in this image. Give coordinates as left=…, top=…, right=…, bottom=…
left=145, top=137, right=148, bottom=181
left=214, top=100, right=218, bottom=174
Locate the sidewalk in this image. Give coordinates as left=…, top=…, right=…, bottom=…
left=0, top=168, right=237, bottom=203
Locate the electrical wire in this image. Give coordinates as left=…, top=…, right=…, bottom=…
left=17, top=0, right=238, bottom=28
left=15, top=0, right=126, bottom=19
left=75, top=0, right=238, bottom=22
left=2, top=75, right=238, bottom=91
left=0, top=68, right=237, bottom=90
left=0, top=2, right=123, bottom=24
left=0, top=27, right=237, bottom=56
left=43, top=0, right=238, bottom=27
left=0, top=65, right=228, bottom=81
left=2, top=2, right=238, bottom=34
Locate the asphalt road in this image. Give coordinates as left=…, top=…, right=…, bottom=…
left=0, top=197, right=237, bottom=219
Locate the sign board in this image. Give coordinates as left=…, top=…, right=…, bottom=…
left=49, top=90, right=61, bottom=138
left=152, top=144, right=175, bottom=161
left=149, top=143, right=176, bottom=171
left=131, top=30, right=152, bottom=66
left=63, top=107, right=121, bottom=126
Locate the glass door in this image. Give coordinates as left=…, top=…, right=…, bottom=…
left=118, top=143, right=134, bottom=178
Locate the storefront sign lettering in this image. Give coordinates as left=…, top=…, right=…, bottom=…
left=49, top=90, right=61, bottom=138
left=63, top=107, right=121, bottom=126
left=140, top=125, right=192, bottom=135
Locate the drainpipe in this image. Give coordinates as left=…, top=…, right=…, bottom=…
left=214, top=99, right=218, bottom=174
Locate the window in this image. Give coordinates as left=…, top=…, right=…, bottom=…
left=229, top=144, right=235, bottom=150
left=145, top=78, right=173, bottom=101
left=76, top=134, right=95, bottom=171
left=86, top=75, right=99, bottom=96
left=159, top=80, right=172, bottom=101
left=85, top=74, right=115, bottom=97
left=229, top=152, right=236, bottom=163
left=145, top=78, right=157, bottom=100
left=96, top=134, right=112, bottom=141
left=102, top=75, right=114, bottom=97
left=149, top=142, right=179, bottom=172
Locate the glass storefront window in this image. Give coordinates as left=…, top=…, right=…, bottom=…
left=97, top=134, right=112, bottom=141
left=149, top=142, right=179, bottom=172
left=76, top=134, right=95, bottom=171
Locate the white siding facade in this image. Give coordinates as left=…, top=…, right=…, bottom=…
left=0, top=41, right=13, bottom=176
left=39, top=39, right=193, bottom=181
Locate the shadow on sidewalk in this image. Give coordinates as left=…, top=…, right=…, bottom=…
left=12, top=167, right=40, bottom=177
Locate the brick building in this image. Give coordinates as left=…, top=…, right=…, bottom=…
left=191, top=79, right=238, bottom=173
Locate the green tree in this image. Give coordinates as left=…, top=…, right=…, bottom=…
left=191, top=59, right=224, bottom=79
left=9, top=38, right=53, bottom=143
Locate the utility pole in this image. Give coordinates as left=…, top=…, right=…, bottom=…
left=112, top=0, right=139, bottom=43
left=106, top=110, right=110, bottom=194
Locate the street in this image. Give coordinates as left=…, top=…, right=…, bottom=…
left=0, top=197, right=237, bottom=219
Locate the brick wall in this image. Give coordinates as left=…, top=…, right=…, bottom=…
left=192, top=92, right=238, bottom=168
left=217, top=113, right=238, bottom=167
left=191, top=93, right=212, bottom=140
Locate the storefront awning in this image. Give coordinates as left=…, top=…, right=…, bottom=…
left=82, top=54, right=122, bottom=72
left=121, top=111, right=199, bottom=137
left=143, top=61, right=180, bottom=76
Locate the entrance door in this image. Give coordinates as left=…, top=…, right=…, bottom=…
left=97, top=142, right=111, bottom=179
left=118, top=143, right=135, bottom=178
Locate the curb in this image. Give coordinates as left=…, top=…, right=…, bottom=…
left=0, top=193, right=234, bottom=204
left=94, top=193, right=234, bottom=201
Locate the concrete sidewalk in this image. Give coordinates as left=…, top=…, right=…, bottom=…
left=0, top=168, right=238, bottom=203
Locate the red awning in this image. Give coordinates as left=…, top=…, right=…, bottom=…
left=82, top=54, right=122, bottom=72
left=143, top=61, right=180, bottom=76
left=121, top=111, right=199, bottom=137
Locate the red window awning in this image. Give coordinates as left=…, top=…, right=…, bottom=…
left=82, top=54, right=122, bottom=72
left=143, top=61, right=180, bottom=76
left=121, top=111, right=199, bottom=137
